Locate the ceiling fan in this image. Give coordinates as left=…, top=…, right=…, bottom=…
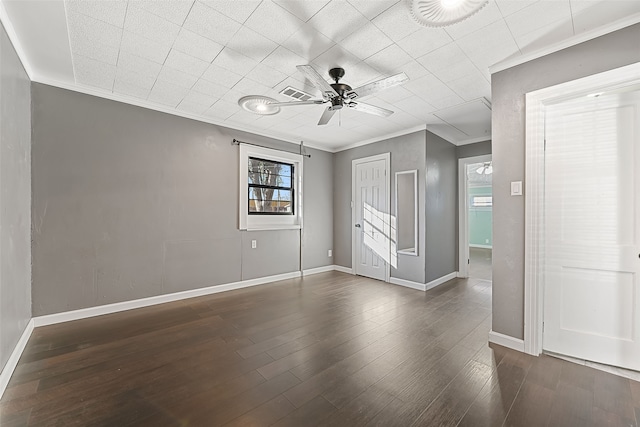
left=239, top=65, right=409, bottom=126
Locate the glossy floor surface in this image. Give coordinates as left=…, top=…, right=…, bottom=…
left=1, top=272, right=639, bottom=426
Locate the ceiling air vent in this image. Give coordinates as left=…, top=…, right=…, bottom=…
left=279, top=86, right=314, bottom=102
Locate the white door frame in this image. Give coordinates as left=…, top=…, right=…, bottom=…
left=524, top=62, right=640, bottom=356
left=352, top=153, right=391, bottom=282
left=458, top=154, right=492, bottom=278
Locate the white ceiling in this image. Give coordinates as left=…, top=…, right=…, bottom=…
left=3, top=0, right=640, bottom=151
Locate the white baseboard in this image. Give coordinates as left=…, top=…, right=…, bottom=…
left=389, top=277, right=426, bottom=291
left=488, top=330, right=525, bottom=352
left=0, top=319, right=34, bottom=399
left=333, top=265, right=353, bottom=274
left=302, top=265, right=335, bottom=276
left=425, top=271, right=458, bottom=291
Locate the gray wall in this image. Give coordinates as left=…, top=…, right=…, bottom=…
left=31, top=84, right=333, bottom=316
left=425, top=131, right=457, bottom=283
left=492, top=23, right=640, bottom=339
left=457, top=140, right=491, bottom=158
left=333, top=131, right=427, bottom=283
left=0, top=24, right=31, bottom=372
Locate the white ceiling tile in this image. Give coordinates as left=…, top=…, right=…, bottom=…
left=148, top=80, right=190, bottom=107
left=135, top=1, right=195, bottom=25
left=505, top=1, right=572, bottom=38
left=200, top=63, right=244, bottom=88
left=514, top=19, right=574, bottom=52
left=120, top=31, right=171, bottom=64
left=246, top=63, right=289, bottom=88
left=261, top=46, right=307, bottom=76
left=113, top=80, right=151, bottom=99
left=417, top=43, right=481, bottom=83
left=444, top=1, right=504, bottom=40
left=211, top=48, right=258, bottom=75
left=391, top=60, right=429, bottom=80
left=164, top=49, right=209, bottom=77
left=124, top=5, right=181, bottom=46
left=231, top=78, right=272, bottom=97
left=67, top=11, right=122, bottom=47
left=446, top=71, right=491, bottom=101
left=340, top=23, right=394, bottom=61
left=404, top=73, right=463, bottom=108
left=346, top=61, right=384, bottom=87
left=204, top=99, right=238, bottom=120
left=396, top=27, right=452, bottom=59
left=274, top=76, right=320, bottom=99
left=365, top=44, right=413, bottom=74
left=393, top=94, right=436, bottom=117
left=172, top=29, right=223, bottom=63
left=177, top=91, right=218, bottom=115
left=374, top=85, right=413, bottom=103
left=68, top=34, right=119, bottom=65
left=244, top=0, right=305, bottom=44
left=183, top=2, right=242, bottom=45
left=371, top=2, right=421, bottom=42
left=571, top=0, right=640, bottom=34
left=272, top=0, right=331, bottom=21
left=494, top=0, right=540, bottom=17
left=115, top=66, right=157, bottom=91
left=73, top=55, right=116, bottom=90
left=157, top=67, right=198, bottom=89
left=312, top=45, right=360, bottom=75
left=456, top=20, right=520, bottom=71
left=226, top=26, right=279, bottom=62
left=200, top=0, right=262, bottom=24
left=117, top=51, right=162, bottom=79
left=65, top=0, right=127, bottom=27
left=192, top=78, right=229, bottom=98
left=346, top=0, right=399, bottom=20
left=281, top=23, right=335, bottom=61
left=308, top=0, right=369, bottom=42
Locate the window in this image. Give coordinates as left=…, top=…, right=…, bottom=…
left=248, top=157, right=294, bottom=215
left=239, top=144, right=303, bottom=230
left=471, top=195, right=493, bottom=207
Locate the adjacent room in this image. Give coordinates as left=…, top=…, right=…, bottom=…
left=1, top=0, right=639, bottom=425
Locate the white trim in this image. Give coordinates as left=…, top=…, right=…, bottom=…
left=469, top=244, right=492, bottom=249
left=336, top=125, right=427, bottom=152
left=458, top=154, right=492, bottom=279
left=0, top=2, right=34, bottom=79
left=389, top=277, right=426, bottom=291
left=334, top=265, right=354, bottom=274
left=351, top=153, right=392, bottom=283
left=32, top=78, right=333, bottom=154
left=425, top=271, right=458, bottom=291
left=456, top=136, right=492, bottom=146
left=490, top=13, right=640, bottom=74
left=302, top=265, right=335, bottom=276
left=0, top=319, right=34, bottom=399
left=395, top=169, right=418, bottom=256
left=524, top=62, right=640, bottom=356
left=488, top=330, right=525, bottom=352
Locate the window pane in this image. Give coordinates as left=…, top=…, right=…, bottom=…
left=249, top=189, right=293, bottom=213
left=471, top=196, right=492, bottom=207
left=248, top=158, right=293, bottom=189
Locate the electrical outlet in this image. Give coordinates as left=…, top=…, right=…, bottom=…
left=251, top=240, right=257, bottom=249
left=328, top=249, right=332, bottom=257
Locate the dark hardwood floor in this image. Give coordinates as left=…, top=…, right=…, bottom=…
left=1, top=271, right=638, bottom=426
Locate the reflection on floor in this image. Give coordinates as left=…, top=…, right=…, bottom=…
left=469, top=247, right=492, bottom=281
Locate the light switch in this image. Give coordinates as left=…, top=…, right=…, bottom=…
left=511, top=181, right=523, bottom=196
left=251, top=240, right=257, bottom=249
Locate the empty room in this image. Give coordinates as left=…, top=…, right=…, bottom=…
left=1, top=0, right=639, bottom=425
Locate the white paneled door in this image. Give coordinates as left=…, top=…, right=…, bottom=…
left=543, top=89, right=640, bottom=371
left=353, top=155, right=389, bottom=282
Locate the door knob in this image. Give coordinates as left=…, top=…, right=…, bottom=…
left=355, top=224, right=361, bottom=228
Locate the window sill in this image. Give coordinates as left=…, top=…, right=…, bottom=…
left=243, top=225, right=302, bottom=231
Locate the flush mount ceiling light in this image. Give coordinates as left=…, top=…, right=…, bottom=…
left=238, top=95, right=281, bottom=115
left=409, top=0, right=489, bottom=27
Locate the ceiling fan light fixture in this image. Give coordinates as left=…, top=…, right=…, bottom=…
left=409, top=0, right=489, bottom=27
left=238, top=95, right=281, bottom=115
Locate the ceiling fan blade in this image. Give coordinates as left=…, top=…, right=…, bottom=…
left=346, top=72, right=409, bottom=100
left=348, top=102, right=394, bottom=117
left=267, top=99, right=325, bottom=107
left=318, top=106, right=337, bottom=125
left=296, top=65, right=339, bottom=100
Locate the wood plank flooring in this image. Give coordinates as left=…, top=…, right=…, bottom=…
left=1, top=271, right=638, bottom=426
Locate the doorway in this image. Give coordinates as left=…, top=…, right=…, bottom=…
left=458, top=154, right=492, bottom=280
left=524, top=62, right=640, bottom=371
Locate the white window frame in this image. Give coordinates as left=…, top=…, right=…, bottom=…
left=239, top=144, right=303, bottom=231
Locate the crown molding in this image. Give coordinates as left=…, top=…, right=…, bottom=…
left=455, top=136, right=492, bottom=146
left=31, top=76, right=334, bottom=154
left=334, top=125, right=427, bottom=152
left=490, top=13, right=640, bottom=75
left=0, top=1, right=34, bottom=79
